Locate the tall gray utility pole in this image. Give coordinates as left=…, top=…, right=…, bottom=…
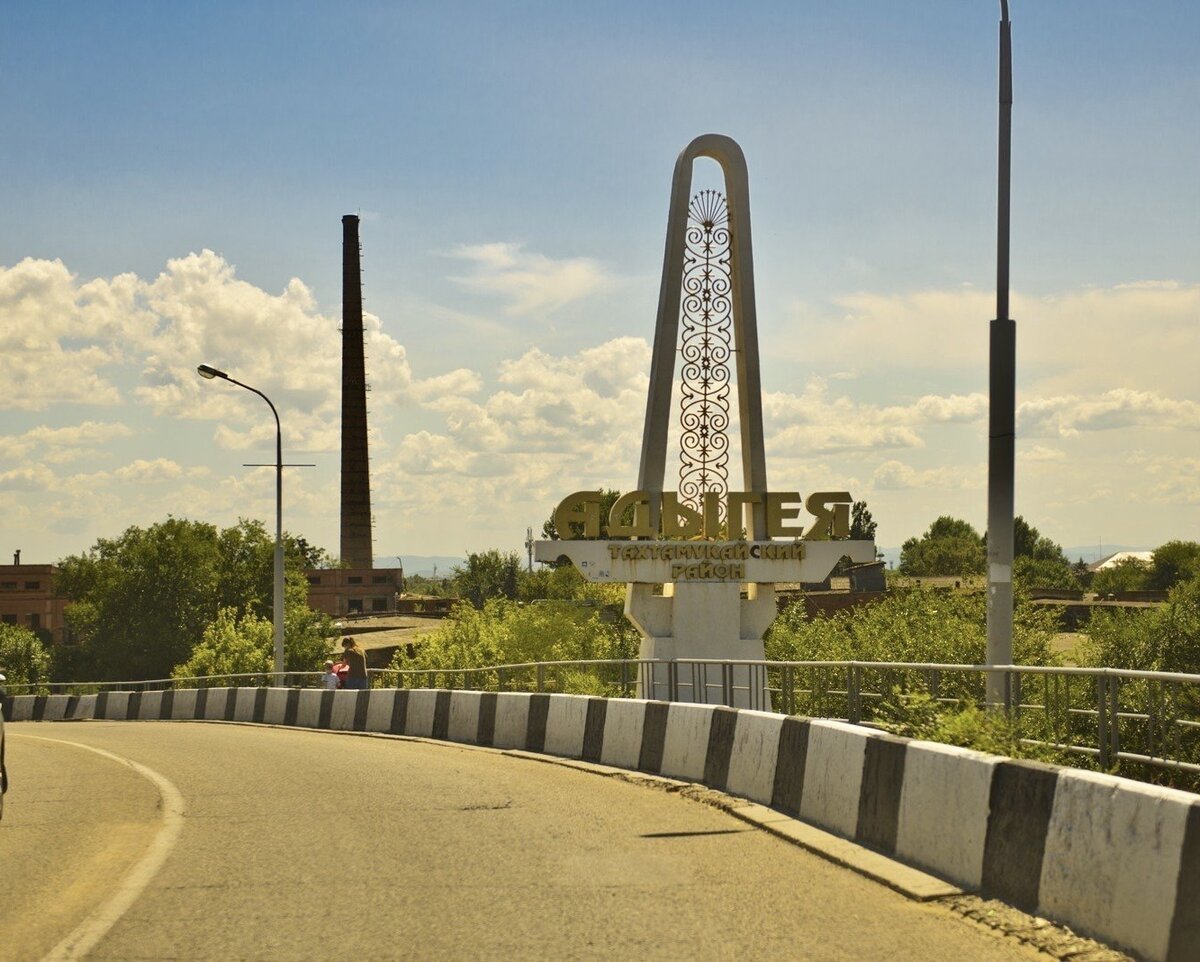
left=986, top=0, right=1015, bottom=704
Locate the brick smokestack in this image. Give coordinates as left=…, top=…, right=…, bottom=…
left=340, top=214, right=373, bottom=568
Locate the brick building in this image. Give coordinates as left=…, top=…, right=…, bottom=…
left=304, top=566, right=404, bottom=618
left=0, top=559, right=68, bottom=644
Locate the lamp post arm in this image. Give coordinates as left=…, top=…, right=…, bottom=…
left=224, top=377, right=282, bottom=441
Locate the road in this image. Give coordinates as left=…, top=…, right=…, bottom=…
left=2, top=721, right=1050, bottom=961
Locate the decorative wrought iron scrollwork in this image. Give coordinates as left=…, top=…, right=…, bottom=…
left=678, top=189, right=732, bottom=516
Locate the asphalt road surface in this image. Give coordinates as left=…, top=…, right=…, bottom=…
left=1, top=721, right=1051, bottom=961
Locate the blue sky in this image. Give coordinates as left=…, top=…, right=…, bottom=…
left=3, top=1, right=1198, bottom=564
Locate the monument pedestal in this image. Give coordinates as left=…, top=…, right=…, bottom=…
left=626, top=581, right=777, bottom=709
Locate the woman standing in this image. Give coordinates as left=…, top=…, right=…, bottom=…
left=340, top=637, right=369, bottom=690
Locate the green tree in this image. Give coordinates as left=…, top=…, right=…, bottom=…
left=55, top=517, right=336, bottom=681
left=848, top=501, right=877, bottom=541
left=388, top=596, right=639, bottom=693
left=403, top=573, right=455, bottom=597
left=1091, top=558, right=1151, bottom=596
left=282, top=570, right=339, bottom=672
left=517, top=564, right=588, bottom=602
left=542, top=489, right=627, bottom=542
left=899, top=516, right=986, bottom=576
left=0, top=623, right=52, bottom=687
left=1013, top=517, right=1067, bottom=563
left=1010, top=518, right=1078, bottom=593
left=173, top=607, right=273, bottom=679
left=1014, top=556, right=1080, bottom=594
left=765, top=586, right=1057, bottom=667
left=1081, top=577, right=1200, bottom=674
left=1149, top=541, right=1200, bottom=591
left=453, top=550, right=522, bottom=609
left=56, top=517, right=223, bottom=680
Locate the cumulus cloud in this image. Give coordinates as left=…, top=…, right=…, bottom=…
left=0, top=463, right=57, bottom=491
left=0, top=420, right=133, bottom=462
left=0, top=252, right=432, bottom=453
left=1020, top=444, right=1066, bottom=463
left=0, top=258, right=140, bottom=408
left=1129, top=454, right=1200, bottom=505
left=1017, top=389, right=1200, bottom=438
left=762, top=380, right=986, bottom=455
left=411, top=368, right=484, bottom=404
left=448, top=242, right=610, bottom=316
left=5, top=251, right=1198, bottom=559
left=871, top=459, right=984, bottom=491
left=112, top=458, right=185, bottom=482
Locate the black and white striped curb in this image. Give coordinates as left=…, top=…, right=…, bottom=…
left=5, top=689, right=1198, bottom=962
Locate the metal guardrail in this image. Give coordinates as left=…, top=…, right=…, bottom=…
left=7, top=660, right=1199, bottom=779
left=1, top=672, right=327, bottom=694
left=367, top=658, right=1200, bottom=778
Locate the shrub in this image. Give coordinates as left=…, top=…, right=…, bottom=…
left=0, top=623, right=52, bottom=688
left=765, top=587, right=1058, bottom=667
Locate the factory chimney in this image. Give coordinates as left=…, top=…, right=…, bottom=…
left=340, top=215, right=374, bottom=568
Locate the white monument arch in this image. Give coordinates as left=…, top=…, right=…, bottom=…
left=535, top=134, right=875, bottom=706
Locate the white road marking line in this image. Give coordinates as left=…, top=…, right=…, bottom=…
left=12, top=733, right=186, bottom=962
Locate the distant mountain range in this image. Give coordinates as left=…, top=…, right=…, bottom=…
left=384, top=544, right=1153, bottom=577
left=877, top=544, right=1151, bottom=569
left=1062, top=544, right=1152, bottom=565
left=377, top=555, right=465, bottom=578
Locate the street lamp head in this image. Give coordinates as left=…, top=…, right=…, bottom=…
left=197, top=364, right=228, bottom=381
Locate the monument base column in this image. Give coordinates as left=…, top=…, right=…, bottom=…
left=629, top=581, right=774, bottom=709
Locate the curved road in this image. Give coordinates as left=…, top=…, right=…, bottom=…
left=2, top=722, right=1049, bottom=961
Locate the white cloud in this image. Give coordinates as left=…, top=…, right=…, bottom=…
left=1132, top=455, right=1200, bottom=505
left=0, top=258, right=137, bottom=409
left=763, top=380, right=986, bottom=455
left=0, top=420, right=133, bottom=461
left=448, top=242, right=610, bottom=316
left=112, top=458, right=185, bottom=482
left=411, top=368, right=483, bottom=404
left=4, top=252, right=1198, bottom=560
left=1020, top=444, right=1067, bottom=463
left=1017, top=389, right=1200, bottom=438
left=871, top=459, right=984, bottom=491
left=0, top=252, right=429, bottom=454
left=0, top=463, right=57, bottom=491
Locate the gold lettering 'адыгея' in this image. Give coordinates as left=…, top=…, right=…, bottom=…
left=551, top=490, right=852, bottom=540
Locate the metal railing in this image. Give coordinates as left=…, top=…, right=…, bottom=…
left=7, top=659, right=1199, bottom=780
left=367, top=658, right=1200, bottom=778
left=0, top=672, right=326, bottom=695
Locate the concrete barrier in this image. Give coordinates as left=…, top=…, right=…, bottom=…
left=404, top=690, right=438, bottom=739
left=799, top=720, right=870, bottom=839
left=365, top=688, right=398, bottom=733
left=9, top=686, right=1199, bottom=962
left=492, top=692, right=531, bottom=749
left=1038, top=769, right=1196, bottom=962
left=232, top=688, right=258, bottom=723
left=895, top=740, right=999, bottom=889
left=725, top=710, right=784, bottom=805
left=542, top=694, right=589, bottom=759
left=171, top=689, right=197, bottom=720
left=263, top=688, right=291, bottom=726
left=599, top=698, right=648, bottom=769
left=447, top=691, right=482, bottom=744
left=329, top=690, right=360, bottom=731
left=659, top=703, right=715, bottom=782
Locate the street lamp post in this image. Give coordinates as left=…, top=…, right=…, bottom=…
left=197, top=364, right=285, bottom=680
left=986, top=0, right=1015, bottom=705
